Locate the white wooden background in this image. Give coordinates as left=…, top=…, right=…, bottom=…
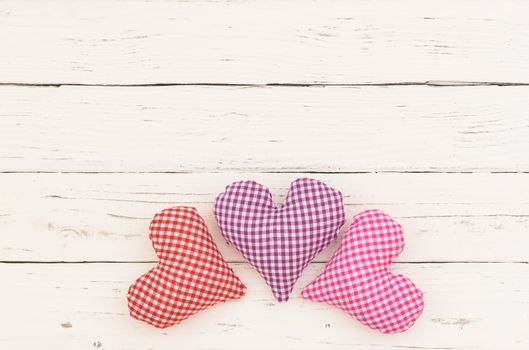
left=1, top=1, right=529, bottom=349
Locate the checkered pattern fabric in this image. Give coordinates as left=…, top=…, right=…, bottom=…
left=301, top=209, right=424, bottom=333
left=127, top=207, right=246, bottom=328
left=214, top=178, right=345, bottom=302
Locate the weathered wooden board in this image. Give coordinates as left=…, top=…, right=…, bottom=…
left=0, top=262, right=527, bottom=350
left=2, top=1, right=529, bottom=349
left=2, top=0, right=529, bottom=85
left=1, top=173, right=528, bottom=262
left=2, top=85, right=529, bottom=172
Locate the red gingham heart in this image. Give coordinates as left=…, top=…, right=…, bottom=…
left=127, top=207, right=246, bottom=328
left=302, top=209, right=424, bottom=333
left=214, top=178, right=345, bottom=302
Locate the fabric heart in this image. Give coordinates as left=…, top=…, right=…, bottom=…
left=301, top=209, right=424, bottom=333
left=214, top=178, right=345, bottom=302
left=127, top=207, right=246, bottom=328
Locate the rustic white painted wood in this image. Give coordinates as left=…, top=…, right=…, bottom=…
left=2, top=0, right=529, bottom=84
left=1, top=263, right=527, bottom=350
left=1, top=173, right=528, bottom=262
left=2, top=85, right=529, bottom=172
left=3, top=0, right=529, bottom=348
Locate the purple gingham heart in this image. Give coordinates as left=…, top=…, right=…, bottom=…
left=214, top=178, right=345, bottom=302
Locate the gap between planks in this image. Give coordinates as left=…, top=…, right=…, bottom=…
left=3, top=171, right=529, bottom=174
left=2, top=81, right=529, bottom=88
left=1, top=261, right=527, bottom=264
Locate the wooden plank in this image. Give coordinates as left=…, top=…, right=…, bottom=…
left=0, top=262, right=527, bottom=350
left=1, top=173, right=528, bottom=262
left=2, top=85, right=529, bottom=172
left=2, top=1, right=529, bottom=84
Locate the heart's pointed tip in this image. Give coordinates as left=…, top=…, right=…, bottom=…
left=273, top=291, right=291, bottom=302
left=234, top=287, right=246, bottom=299
left=300, top=288, right=314, bottom=301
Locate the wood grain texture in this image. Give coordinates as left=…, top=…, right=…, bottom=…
left=2, top=0, right=529, bottom=85
left=0, top=262, right=527, bottom=350
left=2, top=85, right=529, bottom=172
left=3, top=1, right=529, bottom=348
left=1, top=173, right=528, bottom=262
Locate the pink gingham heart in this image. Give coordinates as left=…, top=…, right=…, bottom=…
left=214, top=178, right=345, bottom=302
left=301, top=209, right=425, bottom=333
